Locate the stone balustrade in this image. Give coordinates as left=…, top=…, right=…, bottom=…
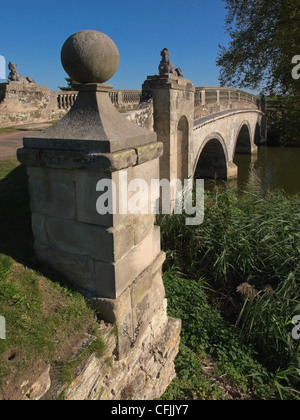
left=194, top=87, right=261, bottom=120
left=194, top=87, right=259, bottom=107
left=0, top=81, right=261, bottom=129
left=57, top=87, right=259, bottom=112
left=56, top=90, right=142, bottom=111
left=56, top=92, right=78, bottom=110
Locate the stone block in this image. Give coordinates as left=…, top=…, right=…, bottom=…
left=39, top=148, right=138, bottom=172
left=34, top=244, right=96, bottom=295
left=94, top=226, right=161, bottom=299
left=44, top=216, right=134, bottom=263
left=27, top=167, right=76, bottom=220
left=75, top=170, right=115, bottom=227
left=31, top=213, right=48, bottom=246
left=21, top=365, right=51, bottom=401
left=135, top=142, right=163, bottom=165
left=131, top=270, right=166, bottom=336
left=76, top=158, right=160, bottom=228
left=133, top=214, right=156, bottom=245
left=227, top=162, right=238, bottom=179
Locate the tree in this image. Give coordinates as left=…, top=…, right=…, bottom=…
left=58, top=77, right=80, bottom=91
left=217, top=0, right=300, bottom=95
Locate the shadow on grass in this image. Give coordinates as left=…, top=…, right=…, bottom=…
left=0, top=163, right=34, bottom=265
left=0, top=160, right=79, bottom=292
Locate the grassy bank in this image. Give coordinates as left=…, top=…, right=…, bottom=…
left=0, top=157, right=99, bottom=399
left=159, top=185, right=300, bottom=400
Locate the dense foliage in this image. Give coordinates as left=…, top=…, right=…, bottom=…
left=159, top=185, right=300, bottom=399
left=217, top=0, right=300, bottom=96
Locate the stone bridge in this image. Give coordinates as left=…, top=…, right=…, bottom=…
left=0, top=73, right=266, bottom=184
left=193, top=109, right=264, bottom=180
left=141, top=76, right=265, bottom=186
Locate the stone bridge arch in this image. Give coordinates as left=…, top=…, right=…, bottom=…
left=234, top=121, right=252, bottom=155
left=194, top=133, right=228, bottom=179
left=192, top=110, right=263, bottom=180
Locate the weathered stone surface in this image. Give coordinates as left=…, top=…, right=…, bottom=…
left=89, top=251, right=166, bottom=359
left=63, top=316, right=181, bottom=401
left=142, top=75, right=195, bottom=187
left=21, top=366, right=51, bottom=401
left=27, top=168, right=76, bottom=220
left=8, top=62, right=35, bottom=84
left=158, top=48, right=183, bottom=78
left=40, top=149, right=138, bottom=171
left=94, top=226, right=160, bottom=299
left=23, top=84, right=157, bottom=154
left=0, top=82, right=66, bottom=128
left=61, top=30, right=120, bottom=84
left=135, top=142, right=163, bottom=165
left=75, top=158, right=160, bottom=228
left=227, top=162, right=238, bottom=179
left=35, top=244, right=96, bottom=295
left=45, top=217, right=114, bottom=262
left=123, top=102, right=154, bottom=131
left=18, top=31, right=181, bottom=402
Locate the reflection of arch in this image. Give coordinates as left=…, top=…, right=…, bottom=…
left=194, top=133, right=228, bottom=179
left=235, top=122, right=252, bottom=154
left=177, top=116, right=189, bottom=181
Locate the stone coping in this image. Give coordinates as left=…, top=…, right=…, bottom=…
left=143, top=75, right=195, bottom=92
left=17, top=141, right=163, bottom=172
left=194, top=108, right=264, bottom=130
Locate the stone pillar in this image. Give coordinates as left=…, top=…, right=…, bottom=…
left=17, top=30, right=180, bottom=399
left=227, top=162, right=238, bottom=179
left=142, top=75, right=195, bottom=185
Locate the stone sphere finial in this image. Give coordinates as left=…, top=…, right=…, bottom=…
left=61, top=30, right=120, bottom=84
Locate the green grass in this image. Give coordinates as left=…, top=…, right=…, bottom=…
left=0, top=157, right=97, bottom=399
left=159, top=184, right=300, bottom=400
left=161, top=270, right=273, bottom=400
left=0, top=127, right=20, bottom=134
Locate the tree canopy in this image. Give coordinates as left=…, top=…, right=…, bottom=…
left=217, top=0, right=300, bottom=95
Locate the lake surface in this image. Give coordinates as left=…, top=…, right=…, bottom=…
left=233, top=147, right=300, bottom=195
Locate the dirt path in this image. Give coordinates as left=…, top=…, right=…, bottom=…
left=0, top=124, right=52, bottom=158
left=0, top=131, right=35, bottom=158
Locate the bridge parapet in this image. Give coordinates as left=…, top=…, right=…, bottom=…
left=194, top=87, right=260, bottom=119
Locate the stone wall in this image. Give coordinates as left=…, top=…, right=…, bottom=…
left=65, top=310, right=180, bottom=400
left=0, top=83, right=144, bottom=129
left=122, top=101, right=154, bottom=131
left=194, top=100, right=259, bottom=120
left=19, top=313, right=180, bottom=400
left=0, top=82, right=66, bottom=127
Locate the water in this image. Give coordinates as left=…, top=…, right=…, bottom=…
left=233, top=147, right=300, bottom=195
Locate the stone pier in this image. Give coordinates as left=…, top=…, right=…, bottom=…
left=17, top=30, right=181, bottom=400
left=142, top=74, right=195, bottom=183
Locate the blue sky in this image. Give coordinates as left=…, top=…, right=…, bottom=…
left=0, top=0, right=231, bottom=91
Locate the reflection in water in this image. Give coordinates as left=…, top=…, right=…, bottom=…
left=233, top=147, right=300, bottom=195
